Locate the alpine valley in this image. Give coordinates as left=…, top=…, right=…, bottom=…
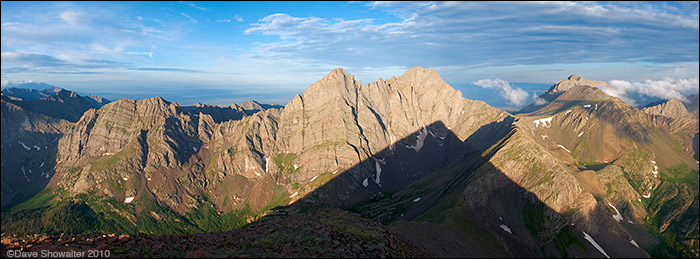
left=1, top=67, right=698, bottom=258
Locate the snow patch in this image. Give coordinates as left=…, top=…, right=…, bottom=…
left=565, top=110, right=572, bottom=115
left=362, top=178, right=368, bottom=187
left=578, top=131, right=584, bottom=137
left=627, top=220, right=634, bottom=224
left=407, top=127, right=428, bottom=152
left=413, top=197, right=421, bottom=202
left=650, top=161, right=659, bottom=178
left=642, top=193, right=651, bottom=199
left=389, top=134, right=396, bottom=151
left=630, top=240, right=639, bottom=248
left=310, top=175, right=318, bottom=182
left=34, top=145, right=41, bottom=150
left=375, top=161, right=382, bottom=185
left=606, top=198, right=623, bottom=222
left=289, top=192, right=298, bottom=198
left=193, top=146, right=198, bottom=152
left=21, top=167, right=30, bottom=182
left=583, top=232, right=610, bottom=258
left=122, top=177, right=128, bottom=181
left=18, top=141, right=31, bottom=150
left=499, top=224, right=512, bottom=234
left=39, top=162, right=44, bottom=168
left=102, top=153, right=114, bottom=156
left=147, top=177, right=151, bottom=181
left=533, top=116, right=554, bottom=128
left=124, top=197, right=135, bottom=204
left=264, top=156, right=270, bottom=173
left=585, top=116, right=589, bottom=120
left=595, top=104, right=598, bottom=110
left=583, top=104, right=592, bottom=108
left=557, top=144, right=571, bottom=153
left=332, top=170, right=338, bottom=175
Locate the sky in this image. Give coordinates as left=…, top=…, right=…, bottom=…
left=1, top=1, right=698, bottom=110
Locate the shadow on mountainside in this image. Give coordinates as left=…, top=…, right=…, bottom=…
left=268, top=119, right=650, bottom=257
left=0, top=131, right=62, bottom=210
left=0, top=118, right=669, bottom=257
left=0, top=96, right=66, bottom=209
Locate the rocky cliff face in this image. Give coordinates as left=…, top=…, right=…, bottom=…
left=3, top=88, right=100, bottom=122
left=2, top=69, right=697, bottom=257
left=643, top=98, right=694, bottom=119
left=643, top=98, right=699, bottom=162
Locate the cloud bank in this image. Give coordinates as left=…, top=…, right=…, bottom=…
left=473, top=79, right=530, bottom=106
left=602, top=77, right=699, bottom=105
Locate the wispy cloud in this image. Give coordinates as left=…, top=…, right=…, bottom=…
left=180, top=1, right=207, bottom=11
left=473, top=79, right=530, bottom=106
left=217, top=15, right=243, bottom=23
left=245, top=1, right=698, bottom=68
left=180, top=12, right=197, bottom=23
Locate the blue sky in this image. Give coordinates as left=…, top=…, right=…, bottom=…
left=1, top=1, right=698, bottom=109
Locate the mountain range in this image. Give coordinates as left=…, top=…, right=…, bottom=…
left=1, top=67, right=698, bottom=257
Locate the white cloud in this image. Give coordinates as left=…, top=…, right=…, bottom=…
left=603, top=77, right=699, bottom=104
left=473, top=79, right=530, bottom=106
left=533, top=93, right=548, bottom=105
left=60, top=11, right=89, bottom=25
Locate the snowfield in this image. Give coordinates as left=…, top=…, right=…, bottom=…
left=407, top=127, right=428, bottom=152
left=375, top=161, right=382, bottom=185
left=499, top=224, right=512, bottom=234
left=18, top=141, right=31, bottom=151
left=533, top=116, right=554, bottom=128
left=605, top=198, right=623, bottom=222
left=557, top=144, right=571, bottom=153
left=583, top=232, right=610, bottom=258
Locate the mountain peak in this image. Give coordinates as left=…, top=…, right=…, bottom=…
left=567, top=74, right=581, bottom=80
left=519, top=74, right=610, bottom=114
left=642, top=97, right=693, bottom=119
left=402, top=66, right=438, bottom=78
left=551, top=74, right=608, bottom=93
left=319, top=68, right=352, bottom=83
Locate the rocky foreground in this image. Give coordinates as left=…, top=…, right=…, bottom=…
left=1, top=208, right=422, bottom=258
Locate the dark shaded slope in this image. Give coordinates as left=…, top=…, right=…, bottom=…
left=0, top=95, right=71, bottom=207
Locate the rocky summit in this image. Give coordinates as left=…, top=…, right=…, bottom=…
left=1, top=67, right=698, bottom=258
